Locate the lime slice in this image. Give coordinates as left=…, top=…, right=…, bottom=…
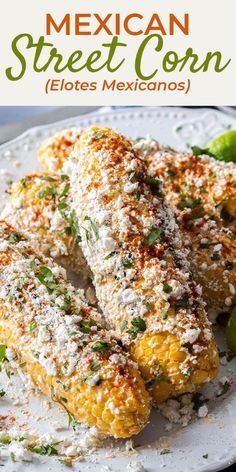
left=226, top=306, right=236, bottom=354
left=207, top=130, right=236, bottom=163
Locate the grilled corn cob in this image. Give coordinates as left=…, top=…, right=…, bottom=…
left=68, top=126, right=219, bottom=403
left=141, top=143, right=236, bottom=231
left=0, top=220, right=150, bottom=438
left=38, top=128, right=81, bottom=172
left=138, top=141, right=236, bottom=315
left=1, top=173, right=88, bottom=282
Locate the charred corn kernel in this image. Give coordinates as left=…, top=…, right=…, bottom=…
left=38, top=128, right=81, bottom=172
left=0, top=220, right=150, bottom=438
left=139, top=140, right=236, bottom=316
left=69, top=126, right=219, bottom=404
left=1, top=173, right=89, bottom=282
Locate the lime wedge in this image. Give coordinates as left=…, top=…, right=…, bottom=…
left=207, top=130, right=236, bottom=163
left=226, top=306, right=236, bottom=354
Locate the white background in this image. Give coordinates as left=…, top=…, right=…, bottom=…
left=0, top=0, right=235, bottom=105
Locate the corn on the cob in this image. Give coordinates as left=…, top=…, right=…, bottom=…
left=138, top=141, right=236, bottom=316
left=68, top=126, right=219, bottom=403
left=38, top=128, right=81, bottom=172
left=0, top=220, right=150, bottom=438
left=1, top=173, right=88, bottom=281
left=141, top=143, right=236, bottom=231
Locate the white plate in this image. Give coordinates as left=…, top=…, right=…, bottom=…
left=0, top=107, right=236, bottom=472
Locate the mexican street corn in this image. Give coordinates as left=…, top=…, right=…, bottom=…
left=139, top=141, right=236, bottom=315
left=68, top=126, right=219, bottom=403
left=38, top=128, right=81, bottom=172
left=141, top=143, right=236, bottom=231
left=1, top=173, right=88, bottom=281
left=0, top=220, right=150, bottom=438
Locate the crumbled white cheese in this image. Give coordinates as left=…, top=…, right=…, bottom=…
left=127, top=461, right=146, bottom=471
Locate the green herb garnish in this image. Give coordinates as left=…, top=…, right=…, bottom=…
left=0, top=345, right=6, bottom=364
left=41, top=176, right=57, bottom=182
left=123, top=257, right=133, bottom=269
left=160, top=449, right=172, bottom=455
left=91, top=341, right=111, bottom=352
left=28, top=444, right=58, bottom=456
left=36, top=266, right=57, bottom=294
left=60, top=183, right=70, bottom=198
left=37, top=186, right=57, bottom=199
left=128, top=317, right=146, bottom=339
left=29, top=319, right=37, bottom=333
left=85, top=216, right=99, bottom=241
left=91, top=360, right=100, bottom=372
left=104, top=252, right=116, bottom=260
left=163, top=283, right=173, bottom=294
left=120, top=320, right=128, bottom=333
left=174, top=293, right=190, bottom=310
left=144, top=228, right=163, bottom=246
left=8, top=232, right=26, bottom=244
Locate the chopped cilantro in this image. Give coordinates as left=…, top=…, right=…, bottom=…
left=58, top=200, right=68, bottom=218
left=91, top=360, right=100, bottom=372
left=60, top=183, right=70, bottom=198
left=217, top=380, right=231, bottom=397
left=41, top=176, right=57, bottom=182
left=163, top=283, right=173, bottom=294
left=29, top=319, right=37, bottom=333
left=60, top=397, right=68, bottom=403
left=80, top=318, right=95, bottom=334
left=36, top=266, right=57, bottom=294
left=144, top=227, right=163, bottom=246
left=192, top=392, right=208, bottom=411
left=21, top=177, right=29, bottom=188
left=37, top=186, right=57, bottom=199
left=104, top=251, right=116, bottom=260
left=91, top=341, right=111, bottom=352
left=66, top=210, right=81, bottom=243
left=177, top=197, right=201, bottom=210
left=56, top=295, right=72, bottom=312
left=8, top=232, right=26, bottom=244
left=211, top=252, right=220, bottom=261
left=0, top=389, right=5, bottom=397
left=85, top=216, right=99, bottom=241
left=200, top=242, right=210, bottom=249
left=161, top=304, right=170, bottom=320
left=120, top=320, right=128, bottom=333
left=128, top=170, right=141, bottom=183
left=61, top=174, right=69, bottom=181
left=91, top=131, right=103, bottom=140
left=123, top=257, right=133, bottom=269
left=0, top=436, right=12, bottom=444
left=128, top=317, right=146, bottom=339
left=0, top=345, right=6, bottom=364
left=202, top=454, right=208, bottom=459
left=28, top=444, right=58, bottom=456
left=160, top=448, right=172, bottom=455
left=167, top=167, right=176, bottom=178
left=144, top=175, right=163, bottom=196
